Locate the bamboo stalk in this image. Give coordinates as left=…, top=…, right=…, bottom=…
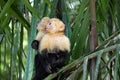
left=89, top=0, right=98, bottom=80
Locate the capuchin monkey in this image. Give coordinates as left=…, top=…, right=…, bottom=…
left=32, top=18, right=70, bottom=80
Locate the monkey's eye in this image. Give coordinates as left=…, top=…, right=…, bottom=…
left=48, top=22, right=51, bottom=25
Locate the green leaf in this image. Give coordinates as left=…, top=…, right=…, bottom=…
left=21, top=0, right=40, bottom=18
left=94, top=52, right=102, bottom=80
left=83, top=57, right=88, bottom=80
left=0, top=0, right=15, bottom=19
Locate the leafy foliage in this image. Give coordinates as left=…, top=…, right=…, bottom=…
left=0, top=0, right=120, bottom=80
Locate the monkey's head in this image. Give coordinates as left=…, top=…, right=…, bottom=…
left=45, top=18, right=65, bottom=34
left=37, top=17, right=50, bottom=31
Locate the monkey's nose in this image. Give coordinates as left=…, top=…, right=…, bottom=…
left=45, top=25, right=49, bottom=30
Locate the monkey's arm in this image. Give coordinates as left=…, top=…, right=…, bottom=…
left=31, top=31, right=44, bottom=50
left=35, top=31, right=44, bottom=40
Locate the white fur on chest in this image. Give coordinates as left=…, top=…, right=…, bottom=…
left=39, top=34, right=70, bottom=53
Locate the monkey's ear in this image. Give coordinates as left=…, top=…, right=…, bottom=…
left=59, top=22, right=65, bottom=32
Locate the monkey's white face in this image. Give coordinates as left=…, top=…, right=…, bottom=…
left=45, top=18, right=65, bottom=33
left=45, top=21, right=57, bottom=33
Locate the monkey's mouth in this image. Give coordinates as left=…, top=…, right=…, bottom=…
left=45, top=25, right=49, bottom=30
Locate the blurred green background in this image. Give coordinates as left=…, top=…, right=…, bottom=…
left=0, top=0, right=120, bottom=80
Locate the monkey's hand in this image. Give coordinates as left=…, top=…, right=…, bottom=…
left=31, top=40, right=39, bottom=50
